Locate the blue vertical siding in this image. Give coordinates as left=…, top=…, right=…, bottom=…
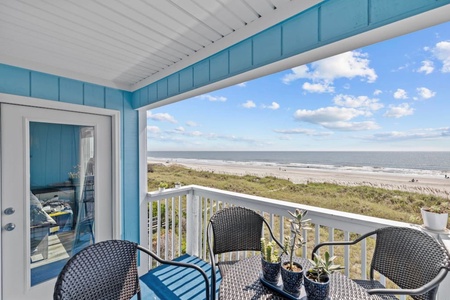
left=31, top=72, right=59, bottom=101
left=133, top=0, right=450, bottom=109
left=0, top=63, right=139, bottom=243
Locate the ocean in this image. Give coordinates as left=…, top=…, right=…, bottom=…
left=147, top=151, right=450, bottom=177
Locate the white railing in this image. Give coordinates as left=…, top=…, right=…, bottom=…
left=139, top=185, right=450, bottom=299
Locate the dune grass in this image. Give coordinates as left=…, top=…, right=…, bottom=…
left=148, top=163, right=448, bottom=224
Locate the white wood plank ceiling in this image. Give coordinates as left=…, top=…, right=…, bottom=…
left=0, top=0, right=322, bottom=91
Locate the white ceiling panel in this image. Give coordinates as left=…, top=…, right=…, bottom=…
left=0, top=0, right=322, bottom=90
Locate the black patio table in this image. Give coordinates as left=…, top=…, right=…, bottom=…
left=219, top=255, right=383, bottom=300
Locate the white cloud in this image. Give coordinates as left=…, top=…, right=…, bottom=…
left=417, top=60, right=434, bottom=74
left=293, top=106, right=379, bottom=131
left=373, top=89, right=382, bottom=95
left=147, top=126, right=160, bottom=133
left=237, top=82, right=247, bottom=87
left=383, top=103, right=414, bottom=118
left=302, top=82, right=334, bottom=93
left=416, top=87, right=436, bottom=100
left=369, top=127, right=450, bottom=141
left=147, top=111, right=177, bottom=123
left=197, top=94, right=227, bottom=102
left=282, top=51, right=377, bottom=94
left=242, top=100, right=256, bottom=108
left=393, top=89, right=408, bottom=99
left=263, top=102, right=280, bottom=110
left=282, top=65, right=310, bottom=84
left=320, top=121, right=380, bottom=131
left=333, top=94, right=384, bottom=111
left=186, top=121, right=197, bottom=127
left=431, top=41, right=450, bottom=73
left=274, top=128, right=333, bottom=136
left=174, top=127, right=185, bottom=133
left=294, top=107, right=367, bottom=123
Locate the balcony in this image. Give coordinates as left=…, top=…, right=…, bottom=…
left=139, top=185, right=450, bottom=300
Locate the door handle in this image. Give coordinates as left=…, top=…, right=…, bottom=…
left=4, top=223, right=16, bottom=231
left=4, top=207, right=15, bottom=215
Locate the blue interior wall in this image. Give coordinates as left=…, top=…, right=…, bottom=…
left=30, top=123, right=80, bottom=187
left=0, top=63, right=139, bottom=242
left=132, top=0, right=450, bottom=109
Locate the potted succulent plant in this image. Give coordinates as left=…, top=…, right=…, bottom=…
left=158, top=181, right=168, bottom=192
left=260, top=238, right=282, bottom=284
left=280, top=209, right=311, bottom=296
left=421, top=202, right=449, bottom=231
left=304, top=251, right=344, bottom=300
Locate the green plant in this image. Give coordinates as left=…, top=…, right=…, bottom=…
left=159, top=181, right=168, bottom=189
left=283, top=209, right=311, bottom=271
left=261, top=238, right=280, bottom=263
left=307, top=251, right=344, bottom=283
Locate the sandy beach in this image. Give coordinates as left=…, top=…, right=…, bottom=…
left=149, top=158, right=450, bottom=199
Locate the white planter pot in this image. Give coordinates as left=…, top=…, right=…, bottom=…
left=421, top=208, right=448, bottom=231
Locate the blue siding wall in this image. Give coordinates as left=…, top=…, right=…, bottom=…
left=132, top=0, right=450, bottom=109
left=0, top=63, right=139, bottom=243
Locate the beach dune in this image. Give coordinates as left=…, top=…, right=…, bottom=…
left=150, top=158, right=450, bottom=199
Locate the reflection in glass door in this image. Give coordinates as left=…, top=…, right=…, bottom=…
left=29, top=123, right=96, bottom=286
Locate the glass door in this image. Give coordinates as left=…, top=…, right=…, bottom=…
left=1, top=103, right=115, bottom=300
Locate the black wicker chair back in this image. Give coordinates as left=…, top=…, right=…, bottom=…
left=54, top=240, right=140, bottom=300
left=207, top=206, right=283, bottom=300
left=312, top=226, right=450, bottom=300
left=371, top=227, right=449, bottom=300
left=54, top=240, right=211, bottom=300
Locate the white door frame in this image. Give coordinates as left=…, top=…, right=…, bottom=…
left=0, top=93, right=121, bottom=299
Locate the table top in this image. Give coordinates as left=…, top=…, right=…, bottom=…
left=219, top=255, right=382, bottom=300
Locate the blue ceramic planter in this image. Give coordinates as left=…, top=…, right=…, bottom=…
left=280, top=262, right=303, bottom=297
left=304, top=271, right=330, bottom=300
left=261, top=256, right=281, bottom=284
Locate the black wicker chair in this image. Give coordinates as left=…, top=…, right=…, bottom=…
left=54, top=240, right=210, bottom=300
left=312, top=226, right=450, bottom=300
left=207, top=206, right=284, bottom=300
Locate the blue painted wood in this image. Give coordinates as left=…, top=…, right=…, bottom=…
left=122, top=91, right=139, bottom=241
left=180, top=67, right=194, bottom=93
left=134, top=0, right=450, bottom=109
left=253, top=26, right=282, bottom=66
left=138, top=254, right=221, bottom=300
left=157, top=78, right=168, bottom=99
left=282, top=9, right=319, bottom=56
left=320, top=0, right=368, bottom=42
left=84, top=83, right=105, bottom=108
left=210, top=51, right=229, bottom=82
left=194, top=60, right=210, bottom=87
left=31, top=72, right=59, bottom=101
left=168, top=73, right=180, bottom=97
left=229, top=40, right=252, bottom=75
left=0, top=63, right=30, bottom=96
left=60, top=78, right=83, bottom=105
left=370, top=0, right=437, bottom=26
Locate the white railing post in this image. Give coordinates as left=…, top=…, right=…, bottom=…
left=186, top=190, right=200, bottom=256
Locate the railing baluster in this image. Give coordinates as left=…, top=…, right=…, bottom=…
left=178, top=196, right=182, bottom=256
left=344, top=231, right=350, bottom=277
left=157, top=201, right=161, bottom=263
left=361, top=238, right=367, bottom=280
left=328, top=227, right=334, bottom=257
left=165, top=198, right=169, bottom=259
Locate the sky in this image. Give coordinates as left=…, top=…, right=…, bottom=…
left=147, top=21, right=450, bottom=152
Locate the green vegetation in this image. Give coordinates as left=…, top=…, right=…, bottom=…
left=148, top=163, right=449, bottom=224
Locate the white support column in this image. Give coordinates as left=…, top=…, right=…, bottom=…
left=186, top=191, right=200, bottom=256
